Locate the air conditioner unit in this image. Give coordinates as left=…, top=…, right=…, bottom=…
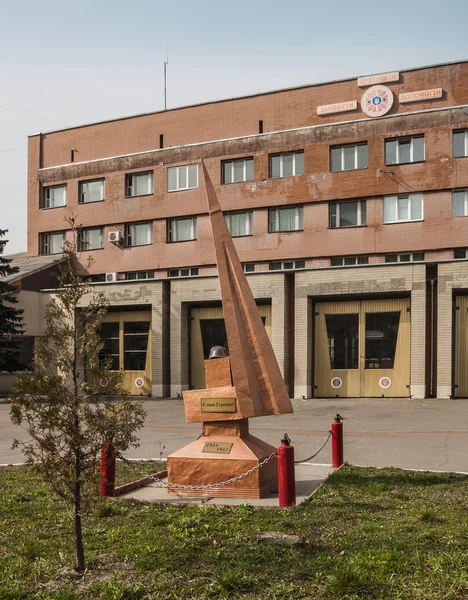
left=108, top=231, right=122, bottom=243
left=105, top=272, right=118, bottom=282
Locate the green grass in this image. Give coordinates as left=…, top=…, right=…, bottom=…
left=2, top=464, right=468, bottom=599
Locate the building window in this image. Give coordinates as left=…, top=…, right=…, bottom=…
left=125, top=172, right=153, bottom=197
left=331, top=256, right=369, bottom=267
left=385, top=253, right=425, bottom=263
left=243, top=263, right=255, bottom=273
left=384, top=194, right=423, bottom=223
left=167, top=164, right=198, bottom=192
left=222, top=157, right=254, bottom=184
left=43, top=185, right=66, bottom=209
left=225, top=211, right=253, bottom=237
left=330, top=143, right=368, bottom=172
left=125, top=222, right=153, bottom=247
left=127, top=270, right=155, bottom=280
left=453, top=190, right=468, bottom=216
left=89, top=274, right=106, bottom=283
left=168, top=267, right=199, bottom=277
left=385, top=135, right=424, bottom=165
left=167, top=217, right=197, bottom=242
left=269, top=260, right=305, bottom=271
left=269, top=206, right=303, bottom=232
left=42, top=232, right=65, bottom=255
left=454, top=249, right=468, bottom=259
left=270, top=151, right=304, bottom=178
left=330, top=200, right=366, bottom=228
left=453, top=130, right=468, bottom=158
left=79, top=179, right=105, bottom=203
left=79, top=227, right=103, bottom=251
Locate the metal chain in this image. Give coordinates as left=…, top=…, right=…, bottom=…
left=117, top=451, right=276, bottom=491
left=294, top=432, right=332, bottom=464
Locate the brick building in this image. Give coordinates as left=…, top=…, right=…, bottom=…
left=26, top=60, right=468, bottom=399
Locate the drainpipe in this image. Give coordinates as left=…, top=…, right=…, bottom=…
left=429, top=279, right=435, bottom=397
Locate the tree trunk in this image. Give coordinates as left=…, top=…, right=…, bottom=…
left=74, top=458, right=86, bottom=571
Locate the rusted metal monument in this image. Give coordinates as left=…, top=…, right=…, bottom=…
left=167, top=162, right=293, bottom=499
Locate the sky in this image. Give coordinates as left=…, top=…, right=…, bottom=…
left=1, top=0, right=468, bottom=254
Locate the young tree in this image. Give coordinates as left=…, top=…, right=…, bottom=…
left=0, top=229, right=24, bottom=372
left=10, top=217, right=146, bottom=571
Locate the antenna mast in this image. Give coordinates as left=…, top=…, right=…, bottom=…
left=164, top=48, right=168, bottom=110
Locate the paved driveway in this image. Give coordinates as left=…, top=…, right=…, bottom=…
left=1, top=397, right=467, bottom=472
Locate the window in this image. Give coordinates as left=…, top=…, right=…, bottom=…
left=167, top=217, right=197, bottom=242
left=79, top=179, right=105, bottom=203
left=43, top=185, right=66, bottom=208
left=385, top=135, right=424, bottom=165
left=125, top=222, right=153, bottom=247
left=269, top=206, right=303, bottom=232
left=168, top=267, right=199, bottom=277
left=270, top=151, right=304, bottom=178
left=326, top=314, right=359, bottom=369
left=89, top=274, right=106, bottom=283
left=385, top=253, right=424, bottom=263
left=453, top=190, right=468, bottom=217
left=222, top=157, right=254, bottom=184
left=455, top=249, right=468, bottom=259
left=225, top=211, right=253, bottom=237
left=125, top=172, right=153, bottom=197
left=330, top=256, right=369, bottom=266
left=79, top=227, right=103, bottom=251
left=127, top=271, right=155, bottom=280
left=269, top=260, right=305, bottom=271
left=124, top=321, right=150, bottom=371
left=453, top=130, right=468, bottom=158
left=365, top=312, right=400, bottom=369
left=330, top=143, right=368, bottom=172
left=167, top=164, right=198, bottom=192
left=384, top=194, right=423, bottom=223
left=42, top=232, right=65, bottom=255
left=330, top=200, right=366, bottom=228
left=243, top=263, right=255, bottom=273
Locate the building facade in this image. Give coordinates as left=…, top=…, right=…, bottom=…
left=26, top=60, right=468, bottom=399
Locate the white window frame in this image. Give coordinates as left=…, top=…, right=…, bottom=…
left=330, top=143, right=368, bottom=172
left=384, top=194, right=424, bottom=224
left=453, top=190, right=468, bottom=217
left=42, top=232, right=65, bottom=255
left=454, top=249, right=468, bottom=259
left=270, top=151, right=304, bottom=179
left=79, top=227, right=103, bottom=251
left=331, top=256, right=369, bottom=267
left=222, top=157, right=254, bottom=184
left=126, top=172, right=154, bottom=197
left=268, top=206, right=303, bottom=233
left=167, top=267, right=199, bottom=278
left=224, top=211, right=253, bottom=237
left=167, top=217, right=197, bottom=242
left=243, top=263, right=255, bottom=273
left=167, top=164, right=198, bottom=192
left=330, top=200, right=366, bottom=228
left=127, top=271, right=155, bottom=280
left=79, top=179, right=105, bottom=204
left=43, top=185, right=67, bottom=209
left=385, top=253, right=425, bottom=263
left=453, top=130, right=468, bottom=158
left=385, top=135, right=424, bottom=165
left=269, top=260, right=305, bottom=271
left=125, top=222, right=153, bottom=247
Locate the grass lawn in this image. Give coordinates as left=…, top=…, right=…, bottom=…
left=1, top=464, right=468, bottom=599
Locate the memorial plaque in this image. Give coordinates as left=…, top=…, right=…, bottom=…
left=202, top=441, right=233, bottom=454
left=201, top=398, right=237, bottom=413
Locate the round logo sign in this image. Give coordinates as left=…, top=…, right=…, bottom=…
left=99, top=377, right=109, bottom=387
left=135, top=377, right=145, bottom=388
left=331, top=377, right=343, bottom=389
left=379, top=377, right=392, bottom=389
left=361, top=85, right=393, bottom=117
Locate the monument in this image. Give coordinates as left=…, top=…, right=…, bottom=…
left=167, top=161, right=293, bottom=499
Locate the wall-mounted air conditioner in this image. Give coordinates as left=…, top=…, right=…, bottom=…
left=105, top=272, right=118, bottom=282
left=108, top=231, right=122, bottom=243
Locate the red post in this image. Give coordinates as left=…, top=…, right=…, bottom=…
left=331, top=414, right=344, bottom=468
left=100, top=442, right=116, bottom=497
left=276, top=434, right=296, bottom=507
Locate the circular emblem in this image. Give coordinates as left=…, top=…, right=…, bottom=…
left=379, top=377, right=392, bottom=389
left=331, top=377, right=343, bottom=389
left=135, top=377, right=145, bottom=388
left=361, top=85, right=393, bottom=117
left=99, top=377, right=109, bottom=387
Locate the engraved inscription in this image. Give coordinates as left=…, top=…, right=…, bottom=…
left=202, top=442, right=233, bottom=454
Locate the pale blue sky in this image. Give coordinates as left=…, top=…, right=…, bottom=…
left=1, top=0, right=468, bottom=253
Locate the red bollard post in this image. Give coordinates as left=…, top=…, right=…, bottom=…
left=276, top=434, right=296, bottom=507
left=331, top=414, right=344, bottom=468
left=100, top=442, right=116, bottom=497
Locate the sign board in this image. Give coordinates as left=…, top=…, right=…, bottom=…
left=317, top=100, right=357, bottom=115
left=361, top=85, right=394, bottom=117
left=201, top=398, right=237, bottom=413
left=202, top=441, right=233, bottom=454
left=399, top=88, right=443, bottom=103
left=358, top=72, right=399, bottom=87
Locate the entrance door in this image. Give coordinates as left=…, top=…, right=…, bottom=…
left=454, top=296, right=468, bottom=397
left=190, top=305, right=272, bottom=389
left=314, top=298, right=410, bottom=397
left=98, top=311, right=152, bottom=395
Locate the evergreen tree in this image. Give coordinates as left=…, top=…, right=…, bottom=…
left=0, top=229, right=24, bottom=372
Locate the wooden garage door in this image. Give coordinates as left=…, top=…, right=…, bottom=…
left=454, top=296, right=468, bottom=398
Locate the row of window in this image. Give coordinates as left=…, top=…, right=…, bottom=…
left=41, top=129, right=468, bottom=209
